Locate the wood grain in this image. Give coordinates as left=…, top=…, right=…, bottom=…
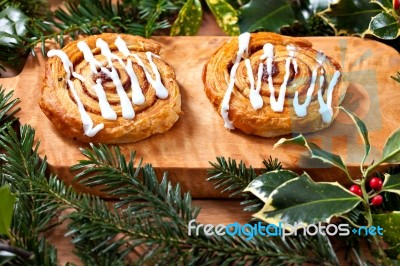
left=0, top=36, right=399, bottom=198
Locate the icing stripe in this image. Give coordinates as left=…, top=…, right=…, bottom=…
left=47, top=50, right=104, bottom=136
left=222, top=33, right=341, bottom=128
left=93, top=79, right=117, bottom=120
left=221, top=32, right=251, bottom=129
left=318, top=70, right=341, bottom=123
left=100, top=66, right=135, bottom=119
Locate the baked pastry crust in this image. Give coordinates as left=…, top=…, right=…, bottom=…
left=40, top=33, right=181, bottom=143
left=202, top=32, right=347, bottom=137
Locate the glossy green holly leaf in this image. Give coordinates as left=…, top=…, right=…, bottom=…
left=340, top=107, right=370, bottom=168
left=381, top=173, right=400, bottom=195
left=170, top=0, right=202, bottom=36
left=238, top=0, right=295, bottom=33
left=367, top=12, right=400, bottom=39
left=244, top=170, right=299, bottom=202
left=371, top=0, right=393, bottom=11
left=0, top=185, right=16, bottom=237
left=373, top=212, right=400, bottom=259
left=254, top=173, right=362, bottom=225
left=381, top=127, right=400, bottom=163
left=205, top=0, right=240, bottom=36
left=274, top=134, right=350, bottom=177
left=319, top=0, right=382, bottom=35
left=0, top=7, right=28, bottom=47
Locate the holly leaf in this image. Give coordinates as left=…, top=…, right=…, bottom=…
left=253, top=173, right=362, bottom=225
left=319, top=0, right=382, bottom=35
left=367, top=12, right=400, bottom=39
left=238, top=0, right=296, bottom=33
left=381, top=127, right=400, bottom=163
left=244, top=170, right=298, bottom=202
left=372, top=212, right=400, bottom=259
left=0, top=185, right=16, bottom=237
left=311, top=0, right=335, bottom=12
left=371, top=0, right=393, bottom=11
left=274, top=134, right=350, bottom=177
left=381, top=173, right=400, bottom=195
left=0, top=7, right=28, bottom=47
left=340, top=107, right=370, bottom=169
left=170, top=0, right=202, bottom=36
left=205, top=0, right=240, bottom=36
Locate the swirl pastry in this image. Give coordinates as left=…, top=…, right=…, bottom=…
left=40, top=33, right=181, bottom=143
left=202, top=32, right=347, bottom=137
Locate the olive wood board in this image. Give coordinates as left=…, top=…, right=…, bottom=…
left=1, top=36, right=399, bottom=198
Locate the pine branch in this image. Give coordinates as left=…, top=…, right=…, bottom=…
left=0, top=0, right=185, bottom=69
left=0, top=86, right=342, bottom=265
left=0, top=126, right=61, bottom=265
left=391, top=71, right=400, bottom=84
left=262, top=155, right=282, bottom=173
left=208, top=156, right=283, bottom=212
left=208, top=157, right=258, bottom=197
left=0, top=87, right=20, bottom=129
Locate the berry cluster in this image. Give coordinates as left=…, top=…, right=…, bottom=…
left=349, top=177, right=384, bottom=206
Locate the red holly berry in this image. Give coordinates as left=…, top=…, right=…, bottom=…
left=349, top=185, right=362, bottom=197
left=371, top=195, right=383, bottom=206
left=394, top=0, right=400, bottom=10
left=369, top=177, right=383, bottom=191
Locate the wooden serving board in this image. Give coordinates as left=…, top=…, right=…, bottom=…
left=1, top=36, right=399, bottom=198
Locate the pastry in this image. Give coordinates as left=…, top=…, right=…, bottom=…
left=40, top=33, right=181, bottom=143
left=202, top=32, right=347, bottom=137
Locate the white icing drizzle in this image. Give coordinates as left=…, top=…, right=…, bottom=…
left=287, top=44, right=298, bottom=73
left=96, top=38, right=136, bottom=119
left=126, top=59, right=145, bottom=105
left=114, top=36, right=145, bottom=105
left=114, top=36, right=131, bottom=56
left=48, top=36, right=171, bottom=137
left=100, top=66, right=135, bottom=119
left=77, top=41, right=102, bottom=74
left=47, top=50, right=103, bottom=137
left=318, top=70, right=341, bottom=123
left=47, top=50, right=73, bottom=79
left=72, top=72, right=85, bottom=82
left=262, top=42, right=291, bottom=112
left=293, top=67, right=318, bottom=117
left=96, top=38, right=125, bottom=67
left=93, top=79, right=117, bottom=120
left=131, top=53, right=168, bottom=99
left=68, top=79, right=104, bottom=137
left=293, top=52, right=326, bottom=117
left=222, top=33, right=342, bottom=128
left=246, top=59, right=263, bottom=109
left=221, top=32, right=251, bottom=129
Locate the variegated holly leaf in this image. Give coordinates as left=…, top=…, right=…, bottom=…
left=319, top=0, right=382, bottom=36
left=253, top=173, right=362, bottom=226
left=367, top=12, right=400, bottom=39
left=340, top=107, right=370, bottom=168
left=170, top=0, right=202, bottom=36
left=274, top=134, right=350, bottom=177
left=205, top=0, right=240, bottom=36
left=381, top=127, right=400, bottom=163
left=0, top=185, right=16, bottom=237
left=373, top=212, right=400, bottom=259
left=244, top=170, right=298, bottom=202
left=238, top=0, right=296, bottom=33
left=0, top=7, right=28, bottom=47
left=381, top=173, right=400, bottom=195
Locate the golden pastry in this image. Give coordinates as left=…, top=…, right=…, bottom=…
left=202, top=32, right=347, bottom=137
left=40, top=33, right=181, bottom=143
